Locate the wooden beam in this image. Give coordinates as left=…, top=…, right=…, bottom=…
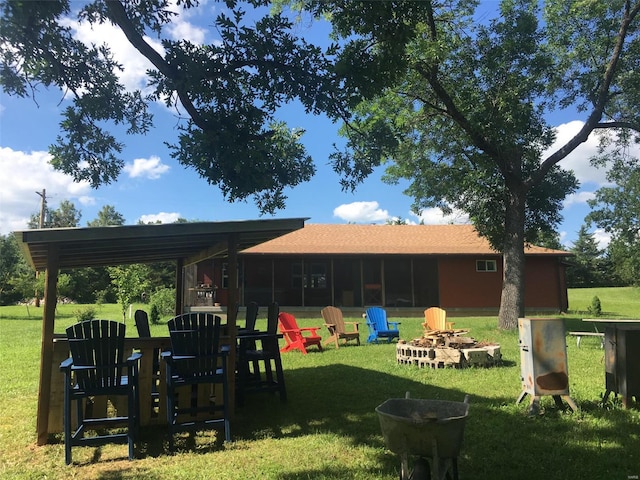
left=183, top=241, right=228, bottom=267
left=227, top=234, right=238, bottom=325
left=36, top=244, right=59, bottom=445
left=175, top=258, right=184, bottom=316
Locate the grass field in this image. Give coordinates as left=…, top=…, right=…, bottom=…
left=0, top=287, right=639, bottom=479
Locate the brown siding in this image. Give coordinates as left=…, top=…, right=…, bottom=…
left=438, top=257, right=503, bottom=308
left=209, top=252, right=568, bottom=312
left=523, top=257, right=564, bottom=310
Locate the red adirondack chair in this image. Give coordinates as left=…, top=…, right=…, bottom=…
left=278, top=312, right=323, bottom=355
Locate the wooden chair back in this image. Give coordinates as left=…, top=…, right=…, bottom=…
left=66, top=319, right=127, bottom=391
left=245, top=301, right=259, bottom=331
left=134, top=309, right=151, bottom=337
left=321, top=306, right=346, bottom=333
left=424, top=307, right=448, bottom=330
left=167, top=313, right=222, bottom=379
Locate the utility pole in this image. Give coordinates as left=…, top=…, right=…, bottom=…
left=34, top=189, right=46, bottom=307
left=36, top=189, right=46, bottom=228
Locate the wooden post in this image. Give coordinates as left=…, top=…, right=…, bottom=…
left=175, top=258, right=184, bottom=315
left=36, top=244, right=59, bottom=445
left=226, top=233, right=238, bottom=413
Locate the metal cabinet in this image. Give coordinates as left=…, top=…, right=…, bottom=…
left=604, top=324, right=640, bottom=407
left=516, top=318, right=577, bottom=413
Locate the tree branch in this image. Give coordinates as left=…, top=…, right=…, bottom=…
left=415, top=63, right=502, bottom=161
left=594, top=120, right=640, bottom=131
left=531, top=1, right=640, bottom=186
left=104, top=0, right=207, bottom=129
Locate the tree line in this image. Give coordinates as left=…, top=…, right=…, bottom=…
left=0, top=203, right=177, bottom=321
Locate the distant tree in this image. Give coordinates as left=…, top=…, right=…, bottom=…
left=28, top=199, right=81, bottom=229
left=149, top=287, right=176, bottom=323
left=26, top=199, right=80, bottom=305
left=69, top=205, right=127, bottom=303
left=87, top=205, right=125, bottom=227
left=135, top=219, right=178, bottom=290
left=294, top=0, right=640, bottom=328
left=386, top=217, right=408, bottom=225
left=68, top=267, right=115, bottom=304
left=0, top=234, right=32, bottom=305
left=109, top=264, right=151, bottom=322
left=531, top=228, right=564, bottom=251
left=587, top=157, right=640, bottom=286
left=566, top=225, right=608, bottom=288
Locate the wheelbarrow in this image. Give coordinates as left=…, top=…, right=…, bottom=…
left=376, top=393, right=470, bottom=480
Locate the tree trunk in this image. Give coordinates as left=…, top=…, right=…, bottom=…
left=498, top=185, right=527, bottom=329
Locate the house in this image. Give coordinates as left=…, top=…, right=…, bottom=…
left=190, top=224, right=571, bottom=316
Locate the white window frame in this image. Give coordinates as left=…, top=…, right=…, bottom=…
left=476, top=259, right=497, bottom=272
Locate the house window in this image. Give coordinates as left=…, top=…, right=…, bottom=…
left=221, top=263, right=230, bottom=288
left=291, top=262, right=327, bottom=288
left=309, top=263, right=327, bottom=288
left=221, top=262, right=241, bottom=288
left=292, top=263, right=303, bottom=288
left=476, top=259, right=497, bottom=272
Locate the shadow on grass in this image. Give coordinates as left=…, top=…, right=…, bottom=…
left=240, top=364, right=639, bottom=480
left=126, top=356, right=640, bottom=480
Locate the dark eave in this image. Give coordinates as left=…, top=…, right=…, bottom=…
left=14, top=218, right=307, bottom=270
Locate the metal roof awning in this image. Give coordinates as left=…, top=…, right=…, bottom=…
left=21, top=217, right=307, bottom=447
left=15, top=218, right=308, bottom=270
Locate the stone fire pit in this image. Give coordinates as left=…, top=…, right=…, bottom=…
left=397, top=330, right=501, bottom=369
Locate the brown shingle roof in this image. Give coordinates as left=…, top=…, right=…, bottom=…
left=242, top=224, right=571, bottom=256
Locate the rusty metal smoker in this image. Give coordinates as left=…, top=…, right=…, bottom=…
left=516, top=318, right=578, bottom=414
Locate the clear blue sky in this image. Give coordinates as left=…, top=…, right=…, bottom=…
left=0, top=1, right=627, bottom=248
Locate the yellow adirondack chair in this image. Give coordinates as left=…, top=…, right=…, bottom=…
left=423, top=307, right=455, bottom=331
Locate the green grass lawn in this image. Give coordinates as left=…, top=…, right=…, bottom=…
left=0, top=287, right=639, bottom=479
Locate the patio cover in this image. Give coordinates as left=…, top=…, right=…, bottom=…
left=13, top=218, right=307, bottom=444
left=16, top=218, right=308, bottom=270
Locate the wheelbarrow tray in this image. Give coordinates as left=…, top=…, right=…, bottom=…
left=375, top=398, right=469, bottom=459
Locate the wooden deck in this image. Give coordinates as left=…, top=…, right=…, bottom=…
left=48, top=335, right=235, bottom=437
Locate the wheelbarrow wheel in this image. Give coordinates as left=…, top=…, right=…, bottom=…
left=410, top=458, right=431, bottom=480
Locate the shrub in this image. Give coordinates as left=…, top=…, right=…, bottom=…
left=73, top=306, right=96, bottom=322
left=149, top=287, right=175, bottom=323
left=587, top=295, right=602, bottom=317
left=150, top=304, right=160, bottom=325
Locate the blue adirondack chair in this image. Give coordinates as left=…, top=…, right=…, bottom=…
left=60, top=319, right=142, bottom=465
left=163, top=313, right=231, bottom=451
left=365, top=307, right=400, bottom=343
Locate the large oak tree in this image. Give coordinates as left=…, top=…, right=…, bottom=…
left=297, top=0, right=640, bottom=328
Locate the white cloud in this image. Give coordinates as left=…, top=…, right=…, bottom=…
left=559, top=230, right=569, bottom=247
left=551, top=121, right=608, bottom=186
left=0, top=147, right=93, bottom=234
left=563, top=190, right=596, bottom=208
left=60, top=1, right=211, bottom=98
left=592, top=228, right=611, bottom=250
left=551, top=121, right=640, bottom=187
left=77, top=195, right=97, bottom=207
left=138, top=212, right=181, bottom=224
left=123, top=156, right=170, bottom=179
left=411, top=207, right=470, bottom=225
left=167, top=15, right=206, bottom=44
left=60, top=18, right=162, bottom=94
left=333, top=201, right=389, bottom=223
